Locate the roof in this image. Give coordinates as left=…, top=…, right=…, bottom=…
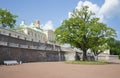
left=15, top=24, right=44, bottom=33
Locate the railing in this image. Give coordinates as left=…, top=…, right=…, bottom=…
left=0, top=41, right=7, bottom=46
left=0, top=27, right=74, bottom=52
left=0, top=30, right=73, bottom=52
left=61, top=46, right=75, bottom=52
left=0, top=33, right=62, bottom=52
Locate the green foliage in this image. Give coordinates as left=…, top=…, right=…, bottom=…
left=119, top=55, right=120, bottom=59
left=108, top=39, right=120, bottom=55
left=0, top=8, right=17, bottom=28
left=55, top=6, right=116, bottom=61
left=65, top=61, right=108, bottom=65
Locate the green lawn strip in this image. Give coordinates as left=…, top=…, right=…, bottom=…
left=65, top=60, right=108, bottom=65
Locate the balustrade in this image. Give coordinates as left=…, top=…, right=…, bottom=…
left=0, top=34, right=61, bottom=51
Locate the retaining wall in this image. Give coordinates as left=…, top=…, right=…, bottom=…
left=0, top=46, right=65, bottom=64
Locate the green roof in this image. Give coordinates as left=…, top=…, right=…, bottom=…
left=15, top=24, right=44, bottom=33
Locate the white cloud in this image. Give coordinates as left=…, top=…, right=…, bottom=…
left=43, top=20, right=54, bottom=30
left=76, top=1, right=100, bottom=15
left=99, top=0, right=120, bottom=18
left=68, top=12, right=72, bottom=18
left=69, top=0, right=120, bottom=22
left=69, top=1, right=104, bottom=22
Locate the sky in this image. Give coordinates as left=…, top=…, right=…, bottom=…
left=0, top=0, right=120, bottom=40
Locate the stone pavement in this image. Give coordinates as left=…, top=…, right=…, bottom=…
left=0, top=62, right=120, bottom=78
left=108, top=60, right=120, bottom=64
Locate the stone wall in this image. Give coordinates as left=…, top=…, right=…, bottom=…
left=0, top=46, right=65, bottom=64
left=98, top=55, right=119, bottom=61
left=0, top=33, right=66, bottom=64
left=0, top=31, right=78, bottom=65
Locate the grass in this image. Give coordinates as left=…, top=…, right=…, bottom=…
left=65, top=60, right=108, bottom=65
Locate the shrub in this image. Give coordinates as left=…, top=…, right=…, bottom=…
left=119, top=55, right=120, bottom=59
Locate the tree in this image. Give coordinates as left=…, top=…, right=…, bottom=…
left=55, top=6, right=116, bottom=61
left=90, top=43, right=110, bottom=60
left=108, top=39, right=120, bottom=55
left=0, top=8, right=17, bottom=28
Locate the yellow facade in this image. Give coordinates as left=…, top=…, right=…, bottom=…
left=0, top=20, right=55, bottom=43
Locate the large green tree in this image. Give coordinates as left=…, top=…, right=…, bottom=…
left=55, top=6, right=116, bottom=61
left=0, top=8, right=17, bottom=28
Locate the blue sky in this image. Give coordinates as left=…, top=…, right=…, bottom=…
left=0, top=0, right=120, bottom=40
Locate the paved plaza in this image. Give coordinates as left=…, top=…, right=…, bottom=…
left=0, top=61, right=120, bottom=78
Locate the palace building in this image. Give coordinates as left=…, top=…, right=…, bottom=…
left=14, top=20, right=55, bottom=43
left=0, top=20, right=118, bottom=64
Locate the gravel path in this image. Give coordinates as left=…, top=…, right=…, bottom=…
left=0, top=62, right=120, bottom=78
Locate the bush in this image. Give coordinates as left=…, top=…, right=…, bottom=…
left=119, top=55, right=120, bottom=59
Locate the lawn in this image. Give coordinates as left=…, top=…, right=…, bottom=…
left=65, top=60, right=108, bottom=65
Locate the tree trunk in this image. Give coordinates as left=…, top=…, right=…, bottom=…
left=93, top=52, right=99, bottom=61
left=94, top=55, right=98, bottom=61
left=83, top=49, right=87, bottom=61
